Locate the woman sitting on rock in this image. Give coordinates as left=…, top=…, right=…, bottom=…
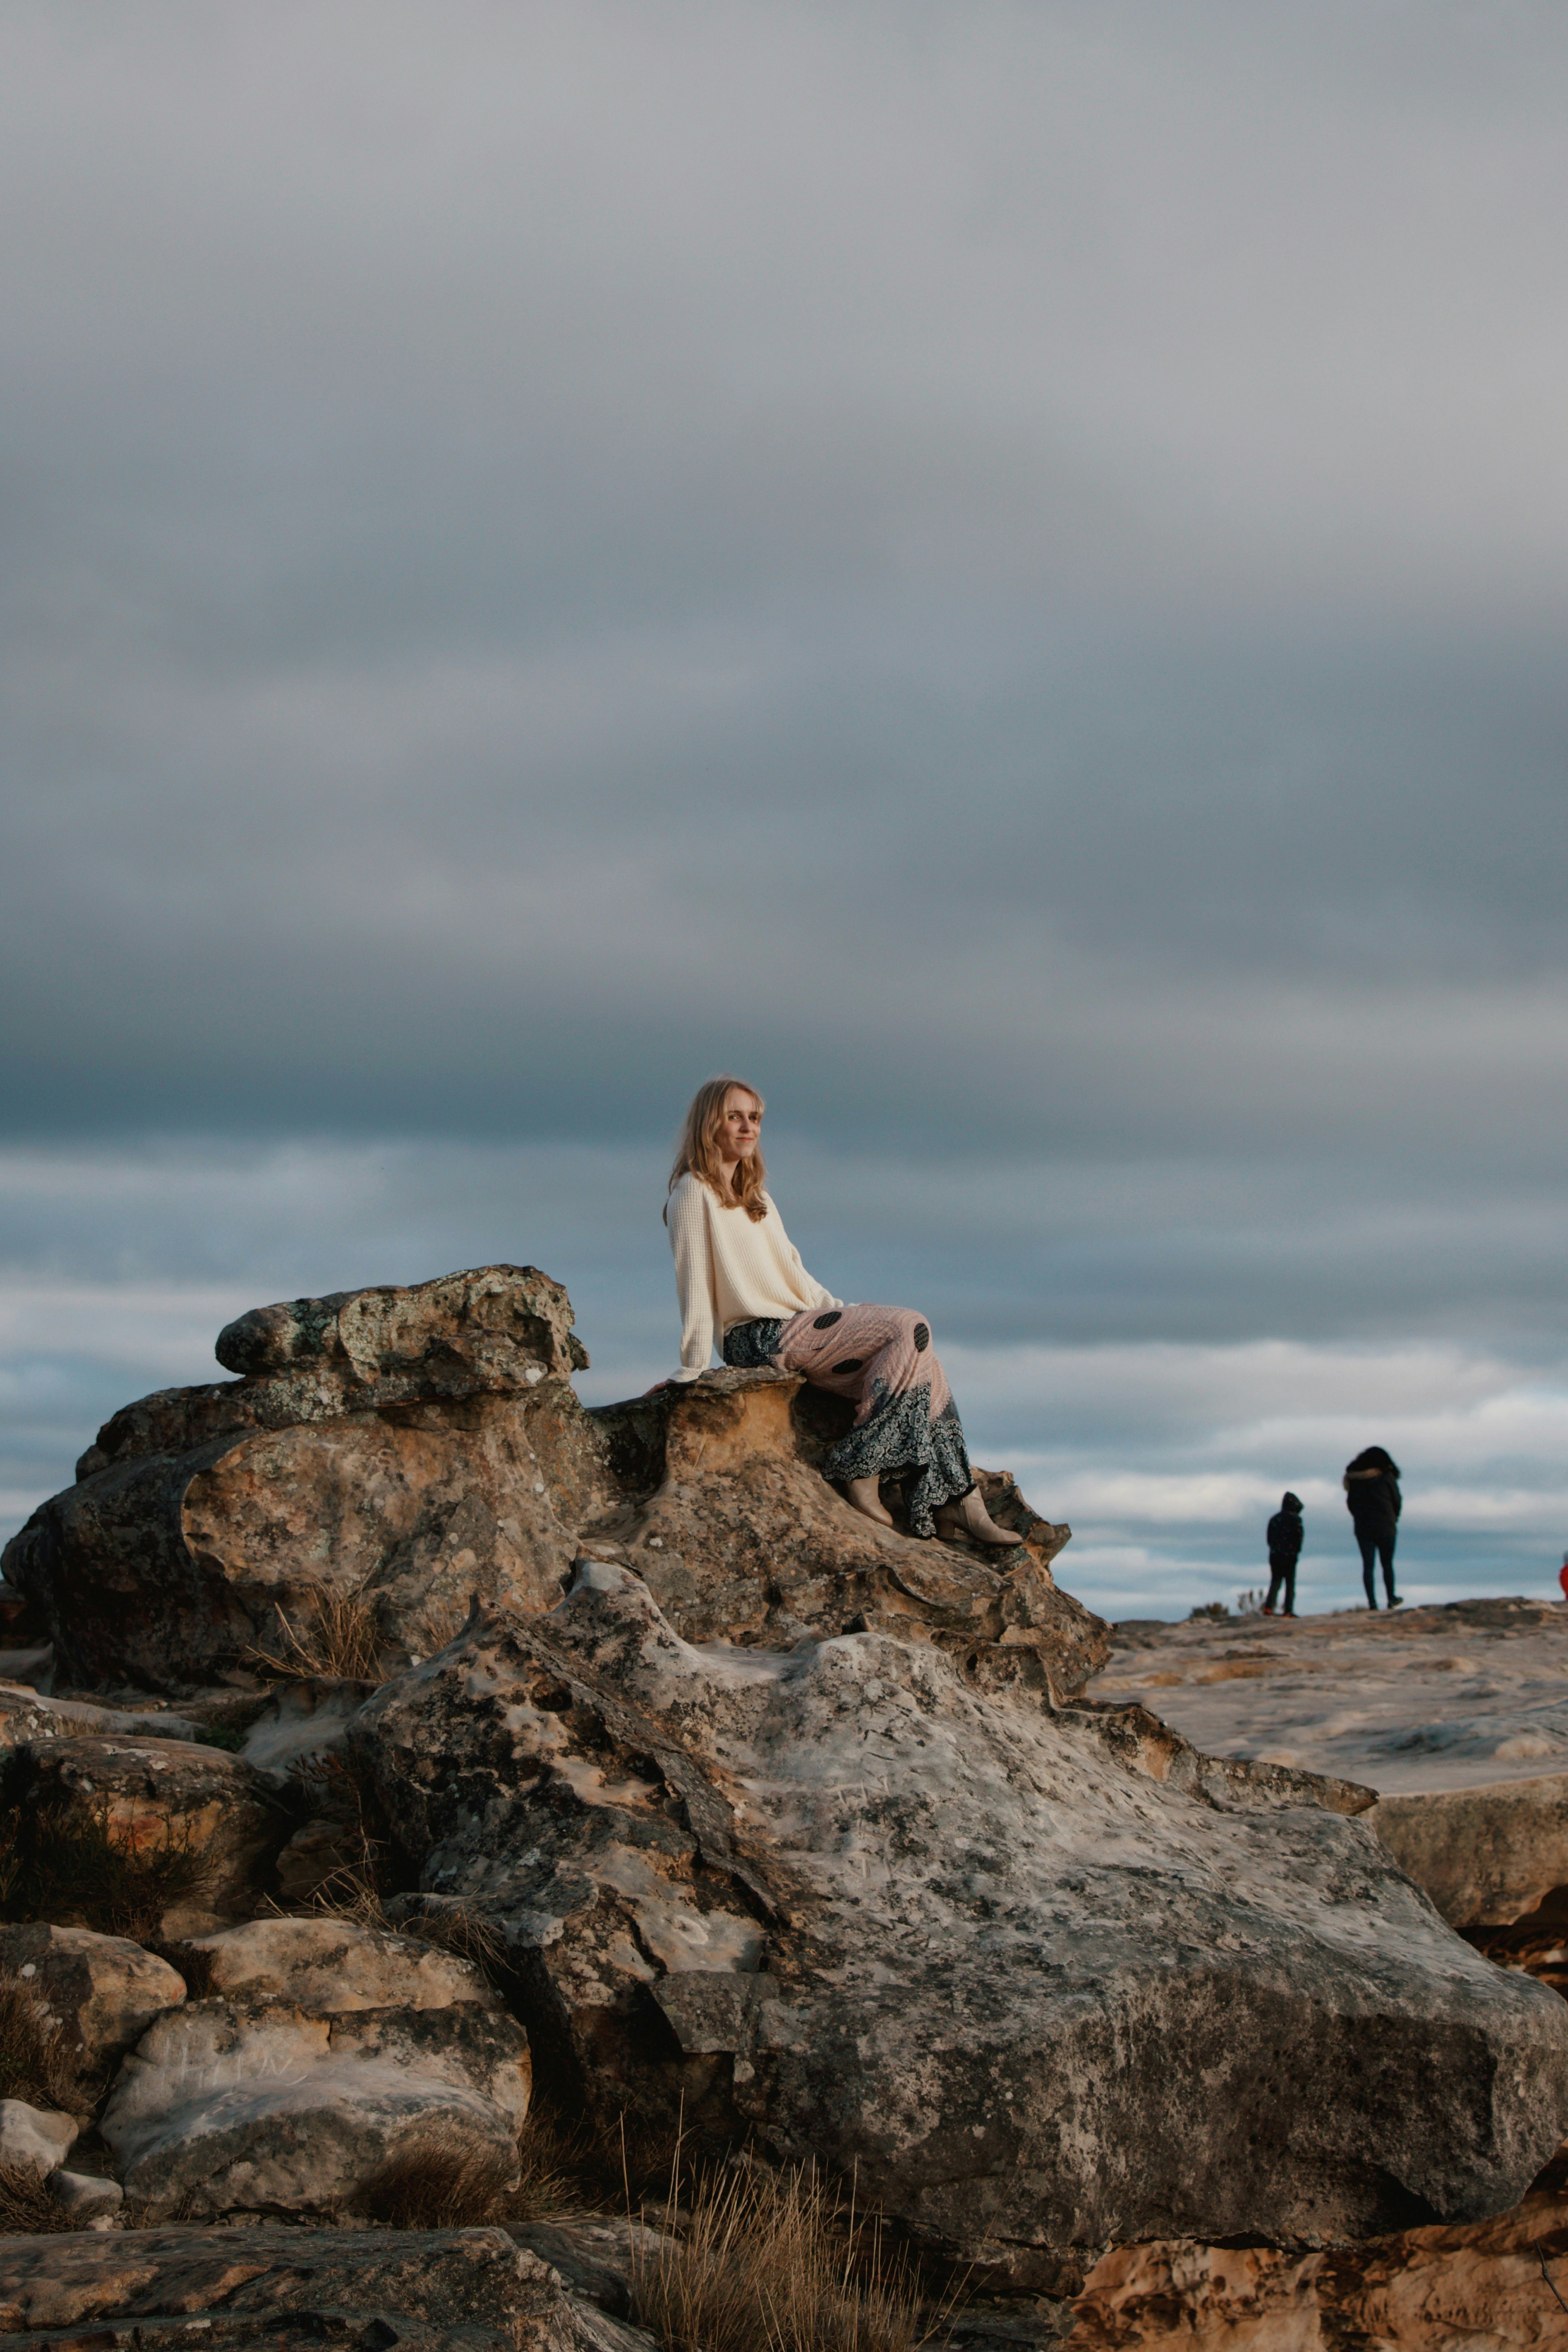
left=663, top=1074, right=1021, bottom=1548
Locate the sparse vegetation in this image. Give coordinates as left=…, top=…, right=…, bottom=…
left=0, top=1968, right=80, bottom=2113
left=282, top=1867, right=510, bottom=1986
left=248, top=1577, right=386, bottom=1683
left=629, top=2159, right=940, bottom=2352
left=355, top=2109, right=584, bottom=2229
left=0, top=1801, right=206, bottom=1943
left=0, top=2160, right=77, bottom=2234
left=355, top=2128, right=516, bottom=2228
left=1188, top=1601, right=1231, bottom=1622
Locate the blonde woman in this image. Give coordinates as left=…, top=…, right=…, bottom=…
left=663, top=1076, right=1022, bottom=1548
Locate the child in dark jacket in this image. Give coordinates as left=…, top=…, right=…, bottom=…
left=1262, top=1492, right=1304, bottom=1617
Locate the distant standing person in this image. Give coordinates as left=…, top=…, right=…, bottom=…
left=1344, top=1446, right=1402, bottom=1610
left=1261, top=1491, right=1304, bottom=1618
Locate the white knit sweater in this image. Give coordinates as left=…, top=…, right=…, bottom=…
left=666, top=1172, right=842, bottom=1382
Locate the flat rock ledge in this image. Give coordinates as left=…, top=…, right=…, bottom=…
left=0, top=2223, right=582, bottom=2352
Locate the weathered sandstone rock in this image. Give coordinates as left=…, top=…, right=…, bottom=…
left=588, top=1371, right=1082, bottom=1687
left=2, top=1735, right=289, bottom=1930
left=0, top=1683, right=204, bottom=1749
left=354, top=1562, right=1568, bottom=2269
left=0, top=1922, right=186, bottom=2073
left=1067, top=2141, right=1568, bottom=2349
left=0, top=2223, right=577, bottom=2350
left=174, top=1914, right=508, bottom=2014
left=3, top=1269, right=600, bottom=1691
left=102, top=1916, right=531, bottom=2219
left=46, top=2167, right=124, bottom=2225
left=1371, top=1771, right=1568, bottom=1928
left=4, top=1275, right=1091, bottom=1706
left=0, top=2097, right=78, bottom=2174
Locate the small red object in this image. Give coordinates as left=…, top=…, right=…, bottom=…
left=1559, top=1560, right=1568, bottom=1603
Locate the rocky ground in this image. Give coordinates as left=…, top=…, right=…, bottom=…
left=0, top=1266, right=1566, bottom=2348
left=1089, top=1596, right=1568, bottom=1795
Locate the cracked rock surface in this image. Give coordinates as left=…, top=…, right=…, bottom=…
left=102, top=1918, right=531, bottom=2221
left=355, top=1559, right=1568, bottom=2269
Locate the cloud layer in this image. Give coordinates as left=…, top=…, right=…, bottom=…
left=3, top=4, right=1565, bottom=1615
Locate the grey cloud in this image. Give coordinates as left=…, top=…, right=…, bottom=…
left=3, top=2, right=1568, bottom=1616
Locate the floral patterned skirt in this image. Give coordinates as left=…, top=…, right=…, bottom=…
left=722, top=1302, right=974, bottom=1537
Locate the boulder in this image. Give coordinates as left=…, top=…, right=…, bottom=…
left=102, top=1916, right=530, bottom=2220
left=1067, top=2142, right=1568, bottom=2349
left=0, top=1682, right=206, bottom=1749
left=3, top=1274, right=1092, bottom=1707
left=46, top=2167, right=124, bottom=2225
left=0, top=2097, right=78, bottom=2174
left=3, top=1268, right=600, bottom=1691
left=0, top=1923, right=186, bottom=2073
left=0, top=2222, right=577, bottom=2351
left=1370, top=1772, right=1568, bottom=1928
left=354, top=1562, right=1568, bottom=2270
left=173, top=1914, right=509, bottom=2015
left=2, top=1735, right=289, bottom=1932
left=582, top=1372, right=1091, bottom=1699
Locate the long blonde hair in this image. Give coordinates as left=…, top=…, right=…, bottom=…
left=667, top=1075, right=768, bottom=1222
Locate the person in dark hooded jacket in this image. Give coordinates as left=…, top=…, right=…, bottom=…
left=1345, top=1446, right=1401, bottom=1609
left=1262, top=1492, right=1304, bottom=1617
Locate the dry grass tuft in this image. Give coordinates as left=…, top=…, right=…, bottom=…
left=0, top=1803, right=206, bottom=1945
left=354, top=2109, right=590, bottom=2233
left=501, top=2107, right=599, bottom=2223
left=0, top=2160, right=77, bottom=2234
left=248, top=1578, right=386, bottom=1683
left=0, top=1970, right=80, bottom=2114
left=355, top=2128, right=516, bottom=2229
left=630, top=2159, right=939, bottom=2352
left=389, top=1899, right=506, bottom=1977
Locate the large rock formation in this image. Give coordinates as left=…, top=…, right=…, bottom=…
left=3, top=1271, right=1079, bottom=1695
left=4, top=1268, right=594, bottom=1690
left=354, top=1558, right=1568, bottom=2275
left=1087, top=1595, right=1568, bottom=1796
left=5, top=1262, right=1568, bottom=2311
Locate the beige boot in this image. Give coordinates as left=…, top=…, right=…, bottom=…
left=846, top=1476, right=894, bottom=1528
left=935, top=1487, right=1024, bottom=1548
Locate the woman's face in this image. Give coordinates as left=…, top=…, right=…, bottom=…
left=717, top=1089, right=762, bottom=1164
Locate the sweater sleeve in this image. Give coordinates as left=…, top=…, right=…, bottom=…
left=667, top=1180, right=717, bottom=1382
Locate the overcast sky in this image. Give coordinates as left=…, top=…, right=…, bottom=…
left=4, top=1, right=1566, bottom=1621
